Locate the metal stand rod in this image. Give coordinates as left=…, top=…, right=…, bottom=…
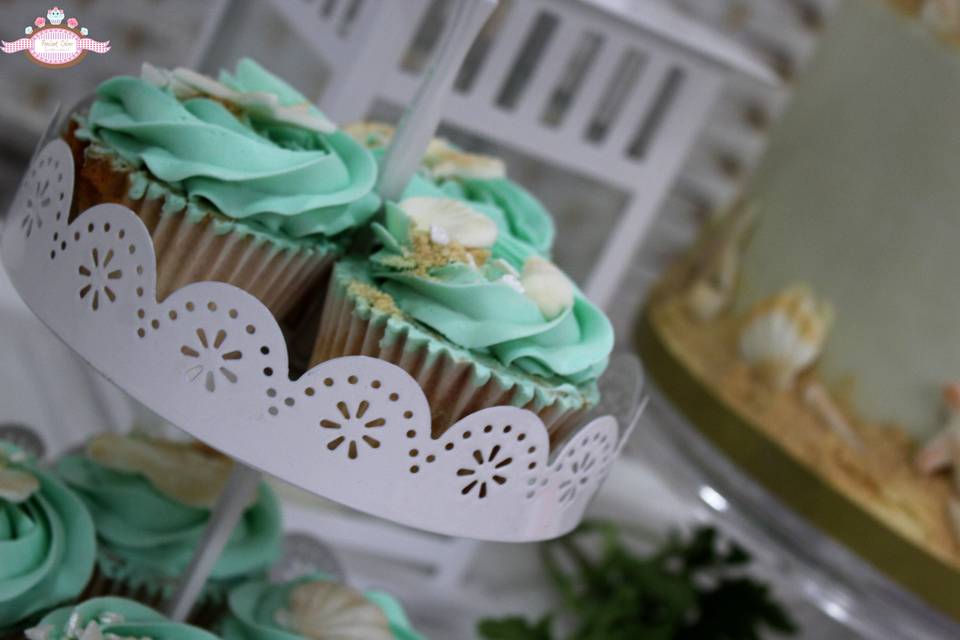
left=377, top=0, right=498, bottom=201
left=165, top=462, right=261, bottom=621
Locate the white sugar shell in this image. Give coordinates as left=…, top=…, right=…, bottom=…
left=343, top=122, right=396, bottom=150
left=86, top=434, right=237, bottom=508
left=0, top=466, right=39, bottom=503
left=278, top=581, right=392, bottom=640
left=400, top=197, right=498, bottom=249
left=521, top=256, right=574, bottom=319
left=141, top=63, right=337, bottom=133
left=738, top=284, right=833, bottom=390
left=425, top=138, right=506, bottom=180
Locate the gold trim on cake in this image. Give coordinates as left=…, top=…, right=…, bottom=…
left=636, top=300, right=960, bottom=620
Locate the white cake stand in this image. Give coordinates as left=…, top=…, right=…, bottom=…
left=0, top=0, right=645, bottom=621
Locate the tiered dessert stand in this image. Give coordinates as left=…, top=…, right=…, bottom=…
left=0, top=0, right=644, bottom=621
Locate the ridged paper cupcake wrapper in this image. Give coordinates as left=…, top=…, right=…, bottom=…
left=80, top=562, right=225, bottom=627
left=67, top=129, right=335, bottom=321
left=310, top=263, right=589, bottom=441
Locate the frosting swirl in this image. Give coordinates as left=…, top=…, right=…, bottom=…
left=0, top=441, right=95, bottom=629
left=30, top=597, right=217, bottom=640
left=56, top=445, right=281, bottom=588
left=78, top=59, right=380, bottom=239
left=221, top=574, right=424, bottom=640
left=346, top=122, right=555, bottom=254
left=369, top=200, right=612, bottom=386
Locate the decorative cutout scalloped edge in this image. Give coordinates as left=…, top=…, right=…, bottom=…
left=0, top=138, right=630, bottom=541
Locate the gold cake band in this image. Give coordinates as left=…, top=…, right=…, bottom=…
left=635, top=308, right=960, bottom=622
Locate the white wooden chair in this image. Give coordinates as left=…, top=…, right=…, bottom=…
left=266, top=0, right=773, bottom=308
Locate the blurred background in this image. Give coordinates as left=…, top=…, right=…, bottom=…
left=0, top=1, right=943, bottom=638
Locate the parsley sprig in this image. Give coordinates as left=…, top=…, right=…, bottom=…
left=478, top=522, right=798, bottom=640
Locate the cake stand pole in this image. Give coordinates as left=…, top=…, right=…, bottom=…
left=161, top=0, right=497, bottom=620
left=377, top=0, right=498, bottom=200
left=165, top=462, right=261, bottom=621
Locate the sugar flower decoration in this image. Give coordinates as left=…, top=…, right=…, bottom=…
left=35, top=17, right=46, bottom=28
left=67, top=17, right=78, bottom=29
left=79, top=27, right=88, bottom=36
left=141, top=63, right=336, bottom=134
left=86, top=433, right=237, bottom=508
left=24, top=26, right=33, bottom=34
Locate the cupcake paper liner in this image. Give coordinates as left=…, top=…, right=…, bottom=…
left=80, top=560, right=226, bottom=628
left=66, top=126, right=335, bottom=322
left=311, top=263, right=589, bottom=442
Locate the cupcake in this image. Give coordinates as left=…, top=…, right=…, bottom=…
left=221, top=573, right=424, bottom=640
left=65, top=58, right=380, bottom=320
left=56, top=434, right=281, bottom=620
left=345, top=122, right=555, bottom=255
left=311, top=197, right=613, bottom=439
left=26, top=597, right=217, bottom=640
left=0, top=440, right=96, bottom=638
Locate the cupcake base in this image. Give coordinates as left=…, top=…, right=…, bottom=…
left=64, top=124, right=335, bottom=322
left=80, top=564, right=226, bottom=627
left=311, top=260, right=591, bottom=442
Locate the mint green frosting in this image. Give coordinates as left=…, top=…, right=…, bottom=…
left=220, top=573, right=424, bottom=640
left=78, top=58, right=380, bottom=239
left=0, top=442, right=95, bottom=630
left=435, top=176, right=555, bottom=255
left=36, top=597, right=217, bottom=640
left=369, top=203, right=612, bottom=386
left=56, top=453, right=281, bottom=595
left=365, top=144, right=555, bottom=254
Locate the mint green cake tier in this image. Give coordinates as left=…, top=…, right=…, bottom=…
left=0, top=441, right=96, bottom=633
left=313, top=257, right=608, bottom=440
left=32, top=597, right=217, bottom=640
left=68, top=58, right=379, bottom=319
left=221, top=573, right=425, bottom=640
left=56, top=452, right=281, bottom=609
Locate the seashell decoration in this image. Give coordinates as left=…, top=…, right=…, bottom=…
left=276, top=581, right=392, bottom=640
left=400, top=196, right=498, bottom=249
left=914, top=382, right=960, bottom=545
left=919, top=0, right=960, bottom=45
left=738, top=284, right=833, bottom=390
left=802, top=382, right=863, bottom=451
left=521, top=256, right=574, bottom=320
left=140, top=63, right=337, bottom=134
left=422, top=138, right=506, bottom=181
left=0, top=465, right=39, bottom=503
left=0, top=446, right=38, bottom=503
left=343, top=122, right=396, bottom=150
left=683, top=201, right=757, bottom=322
left=86, top=433, right=238, bottom=509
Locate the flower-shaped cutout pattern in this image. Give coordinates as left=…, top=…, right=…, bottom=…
left=320, top=399, right=387, bottom=460
left=5, top=141, right=72, bottom=258
left=181, top=328, right=242, bottom=392
left=78, top=247, right=122, bottom=310
left=557, top=449, right=598, bottom=506
left=457, top=444, right=513, bottom=499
